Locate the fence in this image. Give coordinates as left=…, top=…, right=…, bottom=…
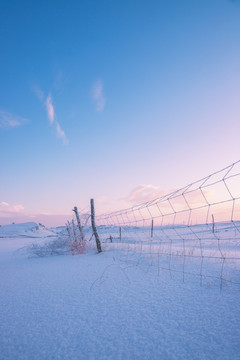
left=70, top=160, right=240, bottom=287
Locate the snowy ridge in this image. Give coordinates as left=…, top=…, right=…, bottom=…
left=0, top=222, right=56, bottom=238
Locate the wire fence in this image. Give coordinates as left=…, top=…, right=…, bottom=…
left=72, top=160, right=240, bottom=287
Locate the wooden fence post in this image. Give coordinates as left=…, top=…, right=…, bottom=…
left=73, top=206, right=84, bottom=241
left=90, top=199, right=102, bottom=253
left=119, top=226, right=122, bottom=242
left=72, top=219, right=77, bottom=242
left=212, top=214, right=215, bottom=233
left=67, top=221, right=73, bottom=240
left=66, top=223, right=71, bottom=239
left=151, top=219, right=154, bottom=238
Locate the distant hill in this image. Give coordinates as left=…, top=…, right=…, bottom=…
left=0, top=222, right=57, bottom=238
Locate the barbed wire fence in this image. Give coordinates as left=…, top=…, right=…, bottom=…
left=71, top=160, right=240, bottom=287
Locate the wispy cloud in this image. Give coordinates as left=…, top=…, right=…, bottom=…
left=1, top=201, right=9, bottom=206
left=124, top=184, right=215, bottom=208
left=33, top=86, right=69, bottom=145
left=0, top=110, right=27, bottom=128
left=124, top=185, right=165, bottom=204
left=56, top=122, right=68, bottom=144
left=0, top=201, right=24, bottom=215
left=95, top=186, right=167, bottom=214
left=0, top=210, right=71, bottom=227
left=33, top=85, right=45, bottom=102
left=92, top=79, right=106, bottom=112
left=45, top=94, right=55, bottom=124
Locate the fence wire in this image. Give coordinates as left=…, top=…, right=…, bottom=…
left=89, top=160, right=240, bottom=287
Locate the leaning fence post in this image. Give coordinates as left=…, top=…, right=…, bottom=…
left=90, top=199, right=102, bottom=253
left=73, top=206, right=84, bottom=241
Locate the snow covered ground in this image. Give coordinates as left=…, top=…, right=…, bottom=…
left=0, top=222, right=56, bottom=238
left=0, top=223, right=240, bottom=359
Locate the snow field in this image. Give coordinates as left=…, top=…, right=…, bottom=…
left=0, top=224, right=240, bottom=359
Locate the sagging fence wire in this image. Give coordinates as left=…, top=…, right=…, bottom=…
left=71, top=160, right=240, bottom=286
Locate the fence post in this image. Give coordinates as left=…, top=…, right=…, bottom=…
left=151, top=219, right=154, bottom=238
left=66, top=223, right=71, bottom=239
left=73, top=206, right=84, bottom=241
left=212, top=214, right=215, bottom=233
left=67, top=221, right=73, bottom=240
left=90, top=199, right=102, bottom=253
left=119, top=226, right=122, bottom=242
left=72, top=219, right=77, bottom=242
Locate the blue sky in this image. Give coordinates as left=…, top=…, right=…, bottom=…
left=0, top=0, right=240, bottom=226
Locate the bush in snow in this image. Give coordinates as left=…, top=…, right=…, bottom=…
left=27, top=235, right=71, bottom=257
left=26, top=232, right=92, bottom=257
left=69, top=239, right=88, bottom=255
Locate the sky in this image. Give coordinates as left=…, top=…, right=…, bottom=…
left=0, top=0, right=240, bottom=226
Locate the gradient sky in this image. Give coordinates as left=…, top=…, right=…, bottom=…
left=0, top=0, right=240, bottom=226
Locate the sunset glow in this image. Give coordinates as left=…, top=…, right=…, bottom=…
left=0, top=0, right=239, bottom=226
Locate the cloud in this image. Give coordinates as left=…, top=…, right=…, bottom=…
left=0, top=110, right=27, bottom=128
left=33, top=85, right=45, bottom=102
left=12, top=204, right=24, bottom=212
left=56, top=123, right=68, bottom=144
left=124, top=185, right=166, bottom=204
left=0, top=212, right=71, bottom=227
left=0, top=200, right=71, bottom=227
left=1, top=201, right=9, bottom=207
left=54, top=70, right=67, bottom=93
left=95, top=186, right=169, bottom=215
left=92, top=79, right=106, bottom=112
left=33, top=86, right=69, bottom=145
left=45, top=94, right=55, bottom=124
left=44, top=93, right=69, bottom=144
left=0, top=201, right=24, bottom=215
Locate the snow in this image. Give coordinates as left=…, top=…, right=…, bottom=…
left=0, top=222, right=56, bottom=238
left=0, top=223, right=240, bottom=360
